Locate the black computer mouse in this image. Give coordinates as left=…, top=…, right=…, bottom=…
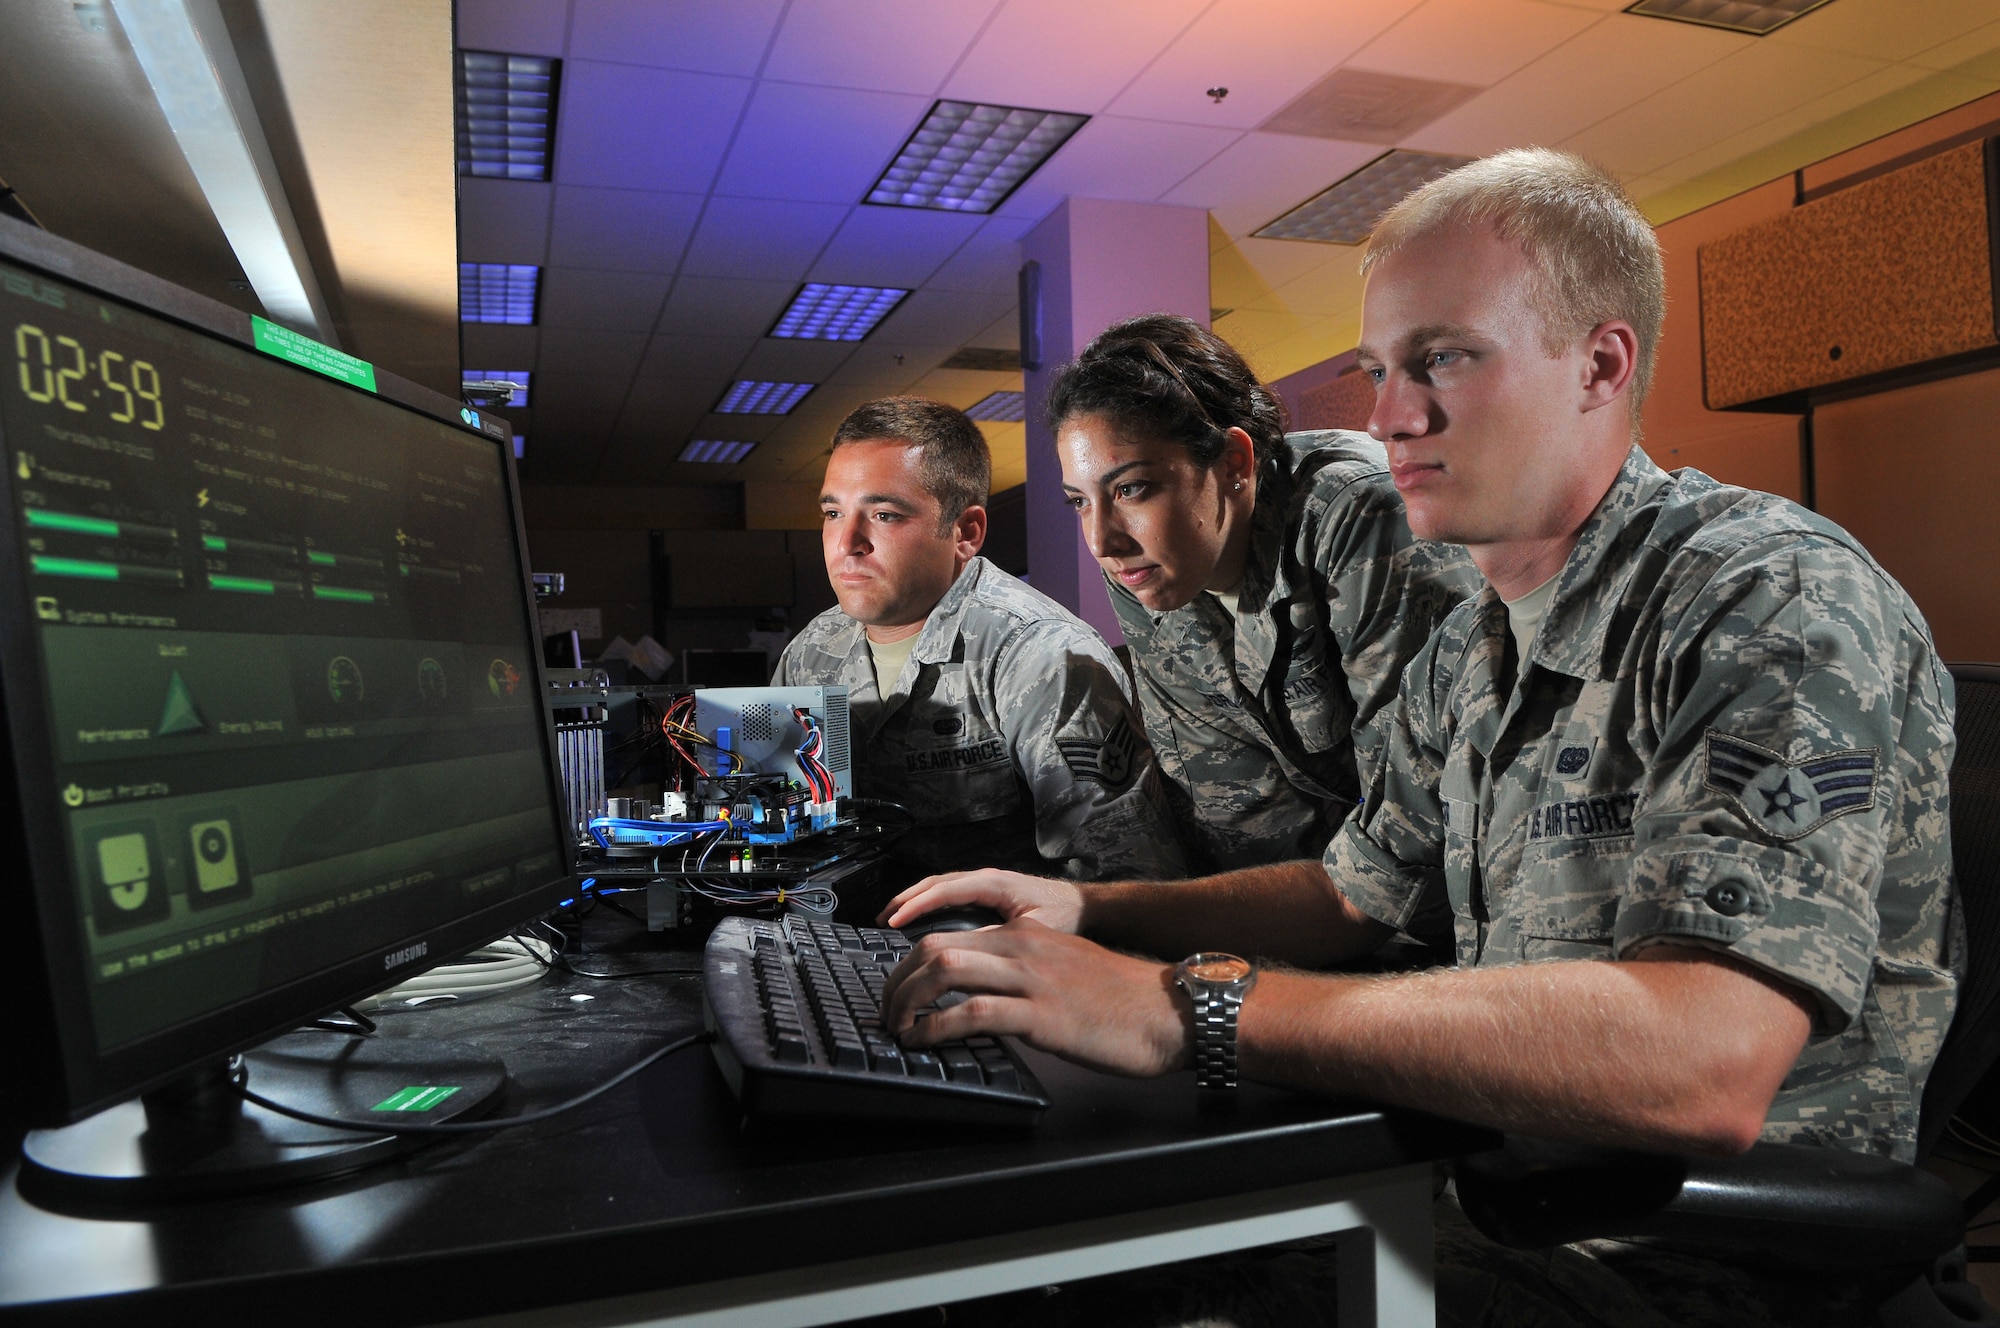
left=899, top=904, right=1006, bottom=939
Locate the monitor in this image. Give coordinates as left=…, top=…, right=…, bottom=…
left=0, top=216, right=573, bottom=1196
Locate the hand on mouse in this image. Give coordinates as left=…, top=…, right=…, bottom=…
left=881, top=918, right=1191, bottom=1079
left=880, top=868, right=1085, bottom=935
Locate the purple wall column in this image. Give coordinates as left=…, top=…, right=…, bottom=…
left=1020, top=199, right=1209, bottom=643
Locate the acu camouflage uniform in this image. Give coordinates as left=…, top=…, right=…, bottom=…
left=774, top=555, right=1184, bottom=884
left=1108, top=430, right=1479, bottom=872
left=1329, top=446, right=1960, bottom=1160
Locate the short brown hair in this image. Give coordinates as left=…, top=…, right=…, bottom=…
left=1363, top=148, right=1666, bottom=421
left=832, top=397, right=990, bottom=531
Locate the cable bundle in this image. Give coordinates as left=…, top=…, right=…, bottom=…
left=793, top=707, right=835, bottom=804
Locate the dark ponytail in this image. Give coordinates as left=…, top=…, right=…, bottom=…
left=1044, top=314, right=1287, bottom=465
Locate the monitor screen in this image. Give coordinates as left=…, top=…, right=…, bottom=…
left=0, top=236, right=571, bottom=1120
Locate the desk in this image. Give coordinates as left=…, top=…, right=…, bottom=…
left=0, top=914, right=1493, bottom=1328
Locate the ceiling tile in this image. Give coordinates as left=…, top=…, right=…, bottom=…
left=547, top=186, right=703, bottom=272
left=874, top=288, right=1015, bottom=346
left=1350, top=0, right=1602, bottom=89
left=1163, top=132, right=1383, bottom=237
left=567, top=0, right=786, bottom=75
left=680, top=197, right=851, bottom=280
left=944, top=0, right=1212, bottom=114
left=608, top=395, right=710, bottom=446
left=623, top=376, right=737, bottom=418
left=737, top=339, right=857, bottom=381
left=554, top=62, right=751, bottom=191
left=1769, top=0, right=2000, bottom=63
left=1909, top=18, right=2000, bottom=71
left=659, top=276, right=801, bottom=337
left=537, top=328, right=649, bottom=379
left=807, top=208, right=984, bottom=287
left=1107, top=0, right=1423, bottom=129
left=764, top=0, right=1003, bottom=94
left=461, top=324, right=540, bottom=366
left=541, top=266, right=673, bottom=330
left=1211, top=236, right=1352, bottom=311
left=455, top=0, right=569, bottom=56
left=1416, top=13, right=1750, bottom=157
left=459, top=178, right=551, bottom=264
left=996, top=117, right=1242, bottom=216
left=640, top=334, right=761, bottom=379
left=963, top=310, right=1021, bottom=349
left=1564, top=40, right=1886, bottom=176
left=713, top=84, right=932, bottom=204
left=927, top=216, right=1036, bottom=292
left=828, top=341, right=957, bottom=386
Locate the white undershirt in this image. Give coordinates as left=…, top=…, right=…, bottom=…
left=1208, top=585, right=1242, bottom=617
left=867, top=630, right=920, bottom=694
left=1501, top=570, right=1561, bottom=665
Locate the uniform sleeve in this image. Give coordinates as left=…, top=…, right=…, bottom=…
left=768, top=638, right=799, bottom=686
left=992, top=623, right=1188, bottom=882
left=1308, top=474, right=1479, bottom=788
left=1617, top=536, right=1954, bottom=1033
left=1323, top=619, right=1459, bottom=933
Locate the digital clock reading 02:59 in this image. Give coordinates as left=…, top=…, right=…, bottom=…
left=14, top=323, right=165, bottom=430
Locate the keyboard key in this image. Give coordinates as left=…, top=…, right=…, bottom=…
left=941, top=1047, right=982, bottom=1084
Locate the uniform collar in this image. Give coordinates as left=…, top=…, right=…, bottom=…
left=1517, top=444, right=1673, bottom=681
left=907, top=555, right=984, bottom=666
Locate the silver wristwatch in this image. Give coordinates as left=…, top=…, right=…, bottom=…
left=1174, top=953, right=1257, bottom=1089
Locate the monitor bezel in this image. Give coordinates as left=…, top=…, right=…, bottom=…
left=0, top=214, right=576, bottom=1125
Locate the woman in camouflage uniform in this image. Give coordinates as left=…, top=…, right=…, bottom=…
left=1048, top=315, right=1478, bottom=872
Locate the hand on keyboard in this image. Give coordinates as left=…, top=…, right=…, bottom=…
left=880, top=918, right=1194, bottom=1081
left=703, top=915, right=1053, bottom=1126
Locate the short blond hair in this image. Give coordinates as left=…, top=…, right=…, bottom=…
left=1363, top=148, right=1665, bottom=418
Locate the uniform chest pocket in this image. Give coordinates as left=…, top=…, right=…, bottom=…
left=1510, top=841, right=1628, bottom=961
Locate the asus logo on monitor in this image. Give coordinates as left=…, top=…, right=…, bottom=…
left=384, top=941, right=430, bottom=972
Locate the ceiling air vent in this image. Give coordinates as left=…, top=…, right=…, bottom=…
left=1624, top=0, right=1833, bottom=35
left=1261, top=69, right=1481, bottom=146
left=940, top=348, right=1021, bottom=372
left=1257, top=150, right=1473, bottom=245
left=965, top=391, right=1026, bottom=422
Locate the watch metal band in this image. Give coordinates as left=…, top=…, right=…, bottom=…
left=1189, top=987, right=1243, bottom=1089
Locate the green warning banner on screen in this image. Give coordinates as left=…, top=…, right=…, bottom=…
left=251, top=316, right=376, bottom=392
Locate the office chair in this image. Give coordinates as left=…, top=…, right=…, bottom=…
left=1454, top=663, right=2000, bottom=1306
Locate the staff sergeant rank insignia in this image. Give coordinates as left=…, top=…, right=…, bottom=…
left=1703, top=731, right=1878, bottom=841
left=1056, top=716, right=1140, bottom=794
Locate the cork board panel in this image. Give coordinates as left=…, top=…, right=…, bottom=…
left=1298, top=370, right=1375, bottom=431
left=1813, top=365, right=2000, bottom=661
left=1699, top=140, right=1996, bottom=409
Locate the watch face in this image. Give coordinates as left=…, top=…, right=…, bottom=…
left=1183, top=954, right=1252, bottom=984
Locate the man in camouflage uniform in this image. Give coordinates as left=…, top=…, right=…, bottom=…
left=774, top=397, right=1182, bottom=886
left=1107, top=427, right=1477, bottom=871
left=877, top=150, right=1959, bottom=1326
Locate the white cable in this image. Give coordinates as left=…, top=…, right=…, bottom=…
left=356, top=936, right=553, bottom=1012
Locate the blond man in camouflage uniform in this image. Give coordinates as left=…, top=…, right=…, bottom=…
left=774, top=397, right=1183, bottom=887
left=879, top=151, right=1959, bottom=1326
left=1048, top=315, right=1478, bottom=874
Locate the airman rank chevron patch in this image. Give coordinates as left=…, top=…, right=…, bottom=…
left=1703, top=731, right=1879, bottom=841
left=1056, top=716, right=1140, bottom=794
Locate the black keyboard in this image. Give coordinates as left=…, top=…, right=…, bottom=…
left=703, top=914, right=1051, bottom=1126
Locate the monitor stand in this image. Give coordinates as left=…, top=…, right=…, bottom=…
left=20, top=1029, right=506, bottom=1205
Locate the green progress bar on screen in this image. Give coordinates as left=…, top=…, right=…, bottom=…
left=207, top=574, right=304, bottom=595
left=312, top=585, right=380, bottom=604
left=33, top=556, right=184, bottom=586
left=24, top=508, right=177, bottom=545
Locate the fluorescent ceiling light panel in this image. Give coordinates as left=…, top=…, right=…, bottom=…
left=109, top=0, right=333, bottom=339
left=1256, top=150, right=1474, bottom=245
left=457, top=51, right=559, bottom=180
left=463, top=369, right=532, bottom=406
left=964, top=391, right=1026, bottom=422
left=679, top=439, right=757, bottom=464
left=867, top=101, right=1088, bottom=214
left=716, top=381, right=813, bottom=415
left=770, top=284, right=910, bottom=341
left=459, top=263, right=540, bottom=324
left=1624, top=0, right=1832, bottom=34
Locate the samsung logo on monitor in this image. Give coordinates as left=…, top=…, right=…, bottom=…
left=384, top=941, right=429, bottom=971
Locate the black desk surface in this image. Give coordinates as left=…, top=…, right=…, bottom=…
left=0, top=908, right=1494, bottom=1326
